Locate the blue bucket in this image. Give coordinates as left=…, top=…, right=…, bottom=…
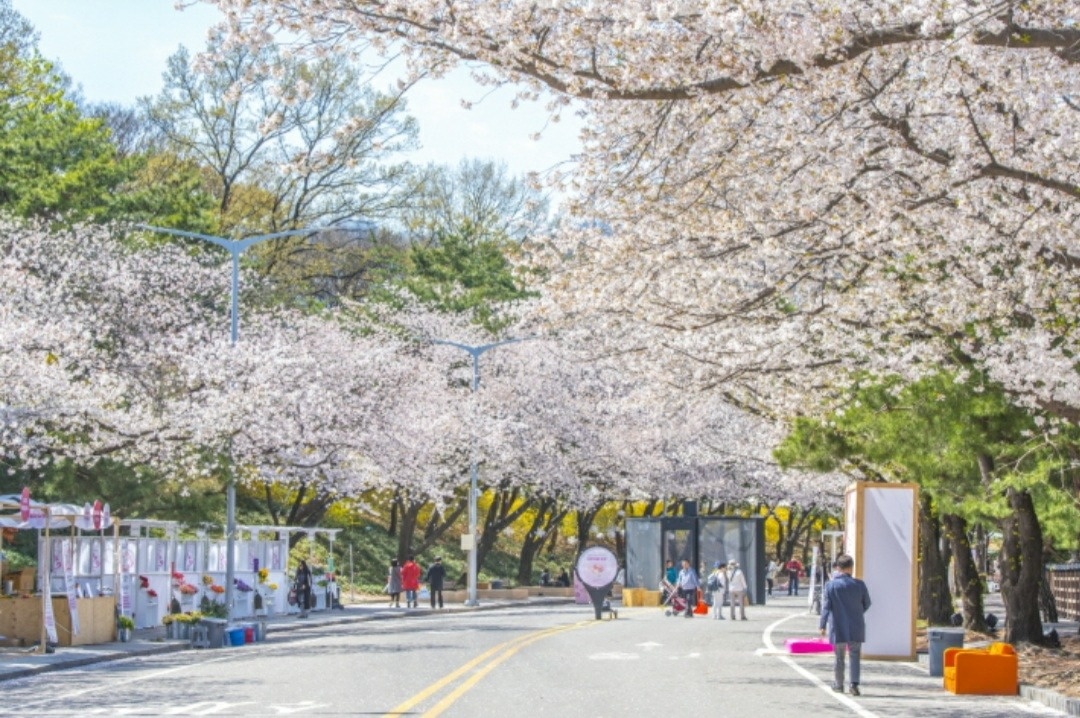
left=227, top=627, right=245, bottom=647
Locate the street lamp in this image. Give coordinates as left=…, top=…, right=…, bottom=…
left=430, top=337, right=533, bottom=607
left=138, top=224, right=314, bottom=622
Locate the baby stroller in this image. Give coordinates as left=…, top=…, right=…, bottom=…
left=660, top=579, right=689, bottom=616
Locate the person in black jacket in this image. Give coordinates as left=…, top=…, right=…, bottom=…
left=425, top=557, right=446, bottom=609
left=294, top=560, right=313, bottom=618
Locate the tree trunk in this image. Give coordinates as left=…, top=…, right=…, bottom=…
left=475, top=488, right=532, bottom=575
left=515, top=499, right=565, bottom=586
left=942, top=513, right=986, bottom=630
left=1001, top=487, right=1046, bottom=644
left=777, top=504, right=818, bottom=563
left=413, top=498, right=468, bottom=558
left=394, top=497, right=422, bottom=561
left=575, top=505, right=602, bottom=548
left=918, top=494, right=954, bottom=624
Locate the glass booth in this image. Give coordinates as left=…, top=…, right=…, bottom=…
left=624, top=516, right=766, bottom=604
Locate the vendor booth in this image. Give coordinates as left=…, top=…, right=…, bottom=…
left=1, top=489, right=346, bottom=645
left=0, top=491, right=119, bottom=651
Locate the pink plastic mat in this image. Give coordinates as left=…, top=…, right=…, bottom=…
left=785, top=637, right=835, bottom=654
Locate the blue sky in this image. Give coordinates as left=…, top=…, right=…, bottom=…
left=13, top=0, right=582, bottom=182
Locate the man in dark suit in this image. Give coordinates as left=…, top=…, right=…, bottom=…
left=425, top=557, right=446, bottom=609
left=819, top=554, right=872, bottom=696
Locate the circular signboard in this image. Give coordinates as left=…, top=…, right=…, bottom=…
left=575, top=546, right=619, bottom=589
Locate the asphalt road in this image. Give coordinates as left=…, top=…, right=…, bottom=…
left=0, top=598, right=1065, bottom=717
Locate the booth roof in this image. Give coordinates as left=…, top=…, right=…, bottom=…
left=0, top=496, right=116, bottom=531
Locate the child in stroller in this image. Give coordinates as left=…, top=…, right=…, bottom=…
left=660, top=578, right=689, bottom=616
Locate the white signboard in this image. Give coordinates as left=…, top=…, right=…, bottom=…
left=846, top=482, right=918, bottom=660
left=575, top=546, right=619, bottom=589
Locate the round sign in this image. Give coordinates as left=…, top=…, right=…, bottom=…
left=575, top=546, right=619, bottom=589
left=19, top=487, right=30, bottom=522
left=92, top=500, right=103, bottom=530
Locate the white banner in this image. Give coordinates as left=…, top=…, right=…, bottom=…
left=62, top=539, right=80, bottom=636
left=43, top=575, right=58, bottom=644
left=120, top=575, right=132, bottom=615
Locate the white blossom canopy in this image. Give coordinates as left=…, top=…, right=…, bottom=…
left=204, top=1, right=1080, bottom=425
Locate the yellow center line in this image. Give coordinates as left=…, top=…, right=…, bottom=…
left=421, top=622, right=590, bottom=718
left=384, top=621, right=592, bottom=717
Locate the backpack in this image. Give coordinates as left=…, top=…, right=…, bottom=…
left=706, top=572, right=721, bottom=591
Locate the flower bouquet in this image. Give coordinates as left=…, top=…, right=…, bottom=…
left=234, top=578, right=254, bottom=593
left=257, top=567, right=269, bottom=584
left=209, top=584, right=225, bottom=595
left=178, top=583, right=199, bottom=595
left=201, top=574, right=214, bottom=586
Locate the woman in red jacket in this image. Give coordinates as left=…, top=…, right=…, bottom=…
left=401, top=555, right=422, bottom=608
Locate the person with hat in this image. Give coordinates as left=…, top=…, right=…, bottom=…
left=706, top=561, right=728, bottom=620
left=425, top=557, right=446, bottom=609
left=727, top=560, right=748, bottom=620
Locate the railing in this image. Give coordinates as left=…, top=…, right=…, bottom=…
left=1045, top=563, right=1080, bottom=620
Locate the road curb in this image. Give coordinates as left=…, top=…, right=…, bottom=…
left=0, top=641, right=187, bottom=682
left=1020, top=685, right=1080, bottom=716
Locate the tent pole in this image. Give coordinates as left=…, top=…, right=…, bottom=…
left=39, top=510, right=50, bottom=654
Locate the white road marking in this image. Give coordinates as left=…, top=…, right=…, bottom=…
left=266, top=702, right=332, bottom=714
left=636, top=641, right=663, bottom=650
left=588, top=652, right=640, bottom=660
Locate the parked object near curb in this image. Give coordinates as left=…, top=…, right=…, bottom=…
left=928, top=628, right=965, bottom=677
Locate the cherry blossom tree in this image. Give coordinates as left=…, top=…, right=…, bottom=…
left=202, top=0, right=1079, bottom=420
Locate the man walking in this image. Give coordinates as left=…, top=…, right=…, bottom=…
left=676, top=559, right=700, bottom=618
left=819, top=554, right=872, bottom=696
left=425, top=557, right=446, bottom=609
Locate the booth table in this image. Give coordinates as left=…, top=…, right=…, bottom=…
left=0, top=595, right=115, bottom=647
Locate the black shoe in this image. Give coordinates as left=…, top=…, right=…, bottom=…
left=850, top=685, right=860, bottom=696
left=831, top=684, right=843, bottom=693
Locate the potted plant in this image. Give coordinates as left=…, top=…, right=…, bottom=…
left=117, top=614, right=135, bottom=642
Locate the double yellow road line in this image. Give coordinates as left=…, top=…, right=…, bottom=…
left=385, top=620, right=592, bottom=717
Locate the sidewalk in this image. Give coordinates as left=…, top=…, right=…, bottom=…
left=0, top=596, right=572, bottom=683
left=763, top=592, right=1080, bottom=717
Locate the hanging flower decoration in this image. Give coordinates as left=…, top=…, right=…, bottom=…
left=171, top=570, right=185, bottom=582
left=209, top=584, right=225, bottom=594
left=234, top=578, right=254, bottom=593
left=257, top=568, right=269, bottom=583
left=147, top=588, right=158, bottom=598
left=267, top=583, right=278, bottom=591
left=138, top=575, right=149, bottom=589
left=178, top=583, right=199, bottom=595
left=201, top=574, right=214, bottom=586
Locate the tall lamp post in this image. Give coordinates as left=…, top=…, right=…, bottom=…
left=138, top=224, right=313, bottom=622
left=431, top=337, right=532, bottom=607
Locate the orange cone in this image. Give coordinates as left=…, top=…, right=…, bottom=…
left=694, top=589, right=709, bottom=614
